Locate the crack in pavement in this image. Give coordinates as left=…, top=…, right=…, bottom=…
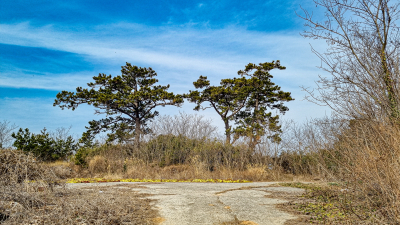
left=217, top=188, right=294, bottom=225
left=216, top=193, right=241, bottom=224
left=67, top=182, right=303, bottom=225
left=126, top=182, right=301, bottom=225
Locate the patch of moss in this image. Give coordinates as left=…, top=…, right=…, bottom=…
left=279, top=182, right=373, bottom=224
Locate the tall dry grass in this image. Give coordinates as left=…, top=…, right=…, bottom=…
left=327, top=120, right=400, bottom=223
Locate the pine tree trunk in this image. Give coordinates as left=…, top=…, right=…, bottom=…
left=135, top=116, right=141, bottom=150
left=224, top=120, right=231, bottom=145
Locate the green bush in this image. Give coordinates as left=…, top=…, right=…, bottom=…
left=11, top=128, right=77, bottom=161
left=74, top=147, right=90, bottom=166
left=73, top=145, right=107, bottom=166
left=73, top=135, right=102, bottom=166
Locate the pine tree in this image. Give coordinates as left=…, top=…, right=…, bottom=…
left=54, top=62, right=183, bottom=151
left=234, top=61, right=294, bottom=146
left=186, top=61, right=293, bottom=145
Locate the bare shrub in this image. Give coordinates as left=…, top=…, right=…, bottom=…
left=0, top=120, right=17, bottom=149
left=299, top=0, right=400, bottom=122
left=0, top=149, right=59, bottom=223
left=0, top=149, right=59, bottom=185
left=2, top=184, right=158, bottom=224
left=0, top=149, right=159, bottom=224
left=149, top=111, right=218, bottom=140
left=269, top=117, right=348, bottom=178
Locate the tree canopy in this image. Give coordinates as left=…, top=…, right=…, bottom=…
left=54, top=62, right=183, bottom=149
left=185, top=75, right=250, bottom=144
left=234, top=61, right=294, bottom=145
left=186, top=61, right=293, bottom=145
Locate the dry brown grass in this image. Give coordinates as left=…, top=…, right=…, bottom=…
left=74, top=135, right=303, bottom=182
left=82, top=155, right=283, bottom=182
left=2, top=184, right=159, bottom=224
left=0, top=149, right=159, bottom=224
left=218, top=220, right=259, bottom=225
left=13, top=116, right=400, bottom=223
left=88, top=155, right=108, bottom=174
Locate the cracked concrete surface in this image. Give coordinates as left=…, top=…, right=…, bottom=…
left=67, top=182, right=304, bottom=225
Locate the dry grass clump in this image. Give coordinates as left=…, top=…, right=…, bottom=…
left=88, top=155, right=108, bottom=174
left=241, top=165, right=270, bottom=181
left=44, top=160, right=75, bottom=179
left=0, top=149, right=159, bottom=224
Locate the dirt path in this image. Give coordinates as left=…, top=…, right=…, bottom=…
left=67, top=182, right=304, bottom=225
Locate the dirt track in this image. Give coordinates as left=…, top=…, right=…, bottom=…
left=67, top=182, right=304, bottom=225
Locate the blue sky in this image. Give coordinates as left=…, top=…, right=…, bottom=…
left=0, top=0, right=330, bottom=139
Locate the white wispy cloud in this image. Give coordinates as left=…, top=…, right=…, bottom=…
left=0, top=70, right=92, bottom=91
left=0, top=21, right=331, bottom=134
left=0, top=22, right=328, bottom=89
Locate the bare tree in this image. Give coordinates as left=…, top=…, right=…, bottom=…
left=299, top=0, right=400, bottom=123
left=0, top=120, right=17, bottom=148
left=49, top=126, right=73, bottom=141
left=149, top=111, right=218, bottom=140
